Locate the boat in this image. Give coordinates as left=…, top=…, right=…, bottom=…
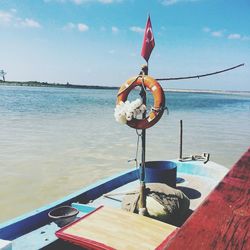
left=0, top=148, right=249, bottom=249
left=1, top=16, right=249, bottom=250
left=0, top=158, right=227, bottom=249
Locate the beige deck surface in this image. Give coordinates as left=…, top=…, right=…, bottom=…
left=61, top=206, right=176, bottom=250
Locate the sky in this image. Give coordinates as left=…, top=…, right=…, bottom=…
left=0, top=0, right=250, bottom=91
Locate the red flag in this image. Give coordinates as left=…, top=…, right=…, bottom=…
left=141, top=16, right=155, bottom=62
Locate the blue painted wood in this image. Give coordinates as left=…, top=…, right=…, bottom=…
left=12, top=222, right=59, bottom=250
left=12, top=210, right=91, bottom=249
left=0, top=169, right=137, bottom=241
left=71, top=203, right=96, bottom=213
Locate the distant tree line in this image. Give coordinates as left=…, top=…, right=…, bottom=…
left=0, top=79, right=119, bottom=90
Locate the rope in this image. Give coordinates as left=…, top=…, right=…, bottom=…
left=128, top=130, right=142, bottom=180
left=139, top=75, right=150, bottom=119
left=140, top=73, right=169, bottom=117
left=151, top=105, right=169, bottom=114
left=135, top=131, right=141, bottom=180
left=140, top=75, right=147, bottom=93
left=117, top=76, right=140, bottom=96
left=156, top=63, right=244, bottom=82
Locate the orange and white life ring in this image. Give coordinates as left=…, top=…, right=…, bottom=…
left=116, top=75, right=165, bottom=129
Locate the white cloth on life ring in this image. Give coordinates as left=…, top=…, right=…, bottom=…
left=114, top=98, right=146, bottom=124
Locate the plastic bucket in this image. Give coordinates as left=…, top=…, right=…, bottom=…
left=143, top=161, right=177, bottom=188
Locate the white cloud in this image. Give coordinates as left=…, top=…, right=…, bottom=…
left=0, top=10, right=41, bottom=28
left=71, top=0, right=94, bottom=3
left=108, top=49, right=115, bottom=54
left=63, top=22, right=89, bottom=32
left=63, top=22, right=75, bottom=30
left=10, top=9, right=17, bottom=13
left=161, top=0, right=199, bottom=6
left=71, top=0, right=86, bottom=4
left=130, top=26, right=144, bottom=33
left=242, top=36, right=250, bottom=41
left=203, top=27, right=249, bottom=42
left=44, top=0, right=122, bottom=4
left=228, top=33, right=241, bottom=40
left=202, top=27, right=223, bottom=37
left=21, top=18, right=41, bottom=28
left=44, top=0, right=66, bottom=2
left=211, top=31, right=223, bottom=37
left=99, top=0, right=114, bottom=3
left=202, top=27, right=210, bottom=33
left=228, top=33, right=250, bottom=41
left=0, top=10, right=14, bottom=24
left=161, top=0, right=178, bottom=5
left=78, top=23, right=89, bottom=32
left=111, top=26, right=119, bottom=33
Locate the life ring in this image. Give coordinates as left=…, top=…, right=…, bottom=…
left=117, top=75, right=165, bottom=129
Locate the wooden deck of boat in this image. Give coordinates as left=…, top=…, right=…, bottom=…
left=56, top=206, right=176, bottom=250
left=163, top=147, right=250, bottom=250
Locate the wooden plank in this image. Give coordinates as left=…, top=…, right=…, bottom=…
left=162, top=147, right=250, bottom=250
left=56, top=206, right=177, bottom=250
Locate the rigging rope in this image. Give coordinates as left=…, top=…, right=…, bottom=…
left=128, top=130, right=142, bottom=180
left=156, top=63, right=244, bottom=82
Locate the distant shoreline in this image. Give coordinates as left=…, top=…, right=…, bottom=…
left=1, top=80, right=250, bottom=96
left=0, top=80, right=119, bottom=90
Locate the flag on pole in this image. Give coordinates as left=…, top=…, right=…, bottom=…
left=141, top=16, right=155, bottom=62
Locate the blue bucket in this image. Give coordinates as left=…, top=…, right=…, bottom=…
left=143, top=161, right=177, bottom=188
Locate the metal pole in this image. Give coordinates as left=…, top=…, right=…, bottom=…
left=179, top=120, right=183, bottom=160
left=138, top=64, right=148, bottom=215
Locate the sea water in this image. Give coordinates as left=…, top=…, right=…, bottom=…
left=0, top=85, right=250, bottom=222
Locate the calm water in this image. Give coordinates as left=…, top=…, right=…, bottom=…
left=0, top=85, right=250, bottom=222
